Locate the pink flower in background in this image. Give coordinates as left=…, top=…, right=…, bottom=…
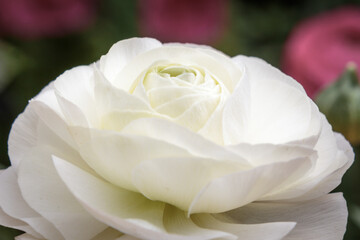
left=0, top=0, right=98, bottom=39
left=282, top=6, right=360, bottom=98
left=138, top=0, right=229, bottom=45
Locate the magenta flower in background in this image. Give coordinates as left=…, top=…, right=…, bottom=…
left=138, top=0, right=229, bottom=45
left=0, top=0, right=98, bottom=39
left=282, top=6, right=360, bottom=98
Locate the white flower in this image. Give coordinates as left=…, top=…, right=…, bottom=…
left=0, top=38, right=353, bottom=240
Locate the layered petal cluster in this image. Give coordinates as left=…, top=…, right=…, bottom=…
left=0, top=38, right=353, bottom=240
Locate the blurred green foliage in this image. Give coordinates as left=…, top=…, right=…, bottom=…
left=1, top=0, right=360, bottom=239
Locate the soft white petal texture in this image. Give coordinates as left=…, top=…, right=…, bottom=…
left=121, top=118, right=248, bottom=165
left=113, top=46, right=238, bottom=92
left=229, top=143, right=316, bottom=166
left=0, top=208, right=40, bottom=239
left=53, top=66, right=98, bottom=127
left=8, top=103, right=39, bottom=169
left=99, top=38, right=162, bottom=83
left=69, top=126, right=192, bottom=191
left=91, top=228, right=123, bottom=240
left=193, top=214, right=296, bottom=240
left=17, top=150, right=107, bottom=240
left=0, top=167, right=62, bottom=240
left=15, top=233, right=42, bottom=240
left=53, top=157, right=235, bottom=240
left=229, top=56, right=319, bottom=144
left=189, top=157, right=313, bottom=214
left=280, top=133, right=354, bottom=201
left=224, top=193, right=348, bottom=240
left=132, top=157, right=244, bottom=211
left=116, top=235, right=141, bottom=240
left=262, top=120, right=353, bottom=201
left=93, top=67, right=152, bottom=115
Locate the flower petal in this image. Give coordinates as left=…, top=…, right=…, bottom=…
left=228, top=55, right=317, bottom=145
left=0, top=208, right=41, bottom=239
left=132, top=157, right=244, bottom=211
left=54, top=157, right=238, bottom=240
left=121, top=118, right=248, bottom=165
left=15, top=233, right=42, bottom=240
left=193, top=214, right=295, bottom=240
left=114, top=46, right=238, bottom=92
left=224, top=193, right=348, bottom=240
left=0, top=167, right=63, bottom=240
left=17, top=149, right=107, bottom=240
left=69, top=126, right=192, bottom=191
left=99, top=38, right=162, bottom=83
left=262, top=119, right=353, bottom=201
left=189, top=156, right=312, bottom=214
left=53, top=65, right=98, bottom=127
left=91, top=228, right=123, bottom=240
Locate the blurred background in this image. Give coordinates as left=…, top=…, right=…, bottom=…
left=0, top=0, right=360, bottom=239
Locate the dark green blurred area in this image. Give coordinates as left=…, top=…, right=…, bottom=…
left=1, top=0, right=360, bottom=239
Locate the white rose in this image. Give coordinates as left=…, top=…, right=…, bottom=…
left=0, top=38, right=353, bottom=240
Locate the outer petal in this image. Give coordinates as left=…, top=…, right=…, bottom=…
left=0, top=167, right=62, bottom=240
left=229, top=56, right=319, bottom=145
left=192, top=214, right=295, bottom=240
left=121, top=118, right=248, bottom=165
left=224, top=193, right=348, bottom=240
left=91, top=228, right=123, bottom=240
left=15, top=233, right=42, bottom=240
left=132, top=157, right=245, bottom=211
left=0, top=208, right=41, bottom=239
left=53, top=157, right=235, bottom=240
left=69, top=126, right=193, bottom=191
left=53, top=65, right=98, bottom=127
left=189, top=156, right=313, bottom=214
left=17, top=148, right=107, bottom=240
left=99, top=38, right=162, bottom=83
left=262, top=119, right=353, bottom=201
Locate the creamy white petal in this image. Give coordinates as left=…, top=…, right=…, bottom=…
left=121, top=118, right=248, bottom=165
left=222, top=67, right=251, bottom=145
left=99, top=38, right=162, bottom=83
left=93, top=68, right=152, bottom=115
left=54, top=158, right=232, bottom=240
left=15, top=233, right=43, bottom=240
left=232, top=56, right=306, bottom=93
left=31, top=100, right=76, bottom=148
left=161, top=205, right=236, bottom=240
left=193, top=214, right=296, bottom=240
left=116, top=235, right=141, bottom=240
left=132, top=157, right=244, bottom=211
left=277, top=133, right=354, bottom=201
left=17, top=150, right=107, bottom=240
left=8, top=104, right=39, bottom=169
left=0, top=167, right=63, bottom=240
left=53, top=65, right=98, bottom=126
left=91, top=228, right=123, bottom=240
left=230, top=55, right=315, bottom=144
left=101, top=110, right=164, bottom=132
left=0, top=208, right=42, bottom=239
left=165, top=42, right=243, bottom=90
left=189, top=157, right=312, bottom=214
left=224, top=193, right=348, bottom=240
left=69, top=126, right=192, bottom=191
left=174, top=95, right=220, bottom=131
left=114, top=46, right=237, bottom=92
left=55, top=90, right=90, bottom=127
left=262, top=119, right=353, bottom=201
left=229, top=143, right=315, bottom=166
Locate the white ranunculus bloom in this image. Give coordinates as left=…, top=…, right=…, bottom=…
left=0, top=38, right=353, bottom=240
